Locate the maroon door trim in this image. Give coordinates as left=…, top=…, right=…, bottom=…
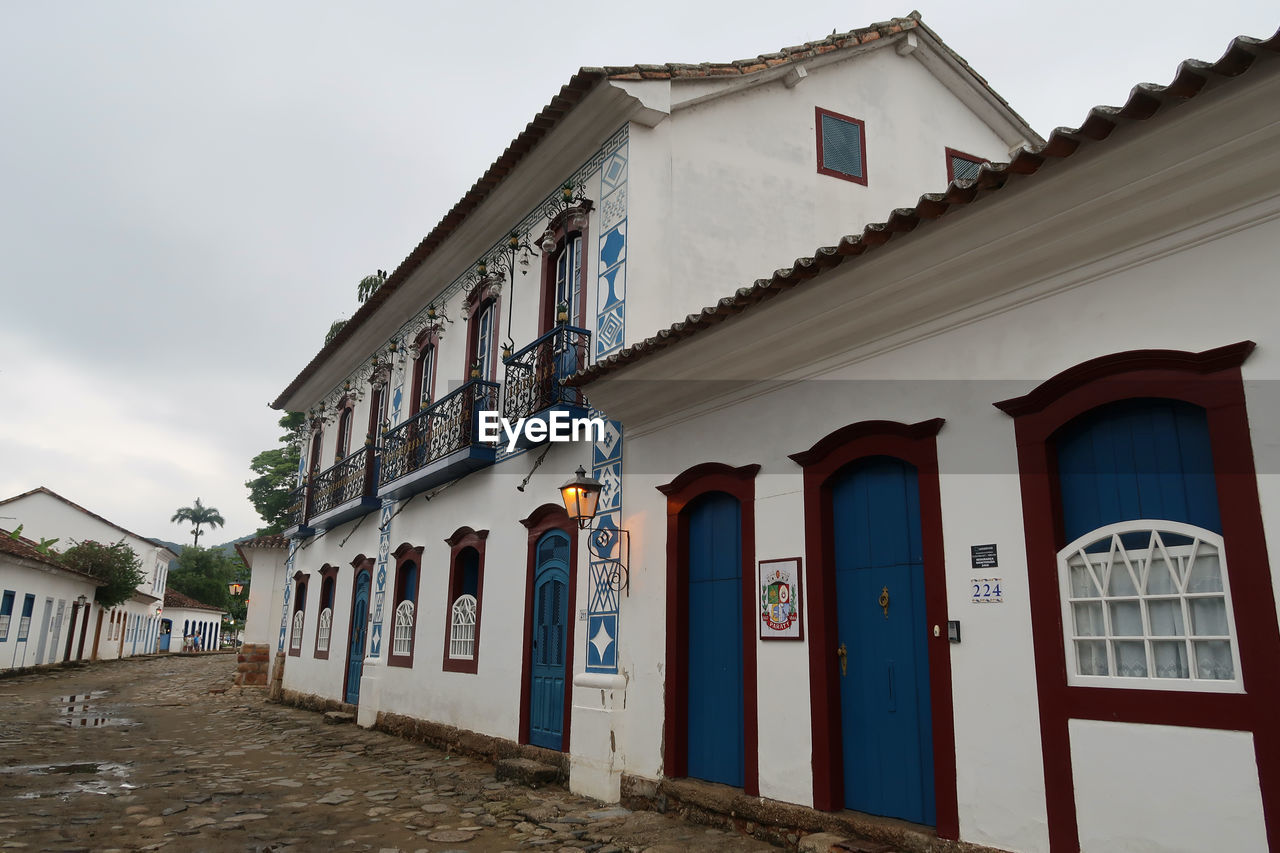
left=993, top=342, right=1280, bottom=853
left=657, top=462, right=761, bottom=797
left=517, top=504, right=580, bottom=751
left=790, top=418, right=957, bottom=838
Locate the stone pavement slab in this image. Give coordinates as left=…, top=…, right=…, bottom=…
left=0, top=655, right=777, bottom=851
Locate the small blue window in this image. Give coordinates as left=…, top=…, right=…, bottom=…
left=817, top=107, right=866, bottom=184
left=17, top=594, right=34, bottom=641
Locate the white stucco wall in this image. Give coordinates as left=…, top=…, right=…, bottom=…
left=0, top=558, right=100, bottom=670
left=242, top=545, right=288, bottom=647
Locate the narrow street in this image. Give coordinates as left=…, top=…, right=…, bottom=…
left=0, top=655, right=774, bottom=852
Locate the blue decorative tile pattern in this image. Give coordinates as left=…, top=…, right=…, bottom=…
left=278, top=539, right=298, bottom=652
left=587, top=412, right=623, bottom=674
left=595, top=140, right=627, bottom=361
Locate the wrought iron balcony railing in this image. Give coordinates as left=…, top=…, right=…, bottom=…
left=282, top=483, right=308, bottom=535
left=309, top=445, right=375, bottom=520
left=380, top=379, right=500, bottom=488
left=502, top=324, right=590, bottom=422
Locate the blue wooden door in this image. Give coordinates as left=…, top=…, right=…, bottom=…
left=687, top=492, right=744, bottom=787
left=529, top=531, right=570, bottom=749
left=832, top=456, right=935, bottom=824
left=158, top=619, right=171, bottom=652
left=346, top=569, right=371, bottom=704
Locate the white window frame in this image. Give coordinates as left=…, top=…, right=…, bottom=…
left=1058, top=519, right=1243, bottom=693
left=449, top=594, right=477, bottom=660
left=554, top=235, right=582, bottom=327
left=316, top=607, right=333, bottom=653
left=290, top=610, right=305, bottom=651
left=392, top=600, right=415, bottom=657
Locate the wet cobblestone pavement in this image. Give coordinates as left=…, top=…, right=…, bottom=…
left=0, top=654, right=774, bottom=852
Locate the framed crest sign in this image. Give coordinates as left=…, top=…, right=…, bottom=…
left=758, top=557, right=803, bottom=640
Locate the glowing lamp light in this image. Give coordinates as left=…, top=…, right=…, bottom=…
left=559, top=465, right=602, bottom=528
left=228, top=581, right=244, bottom=596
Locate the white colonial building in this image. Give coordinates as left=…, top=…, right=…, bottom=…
left=0, top=487, right=176, bottom=660
left=1, top=529, right=105, bottom=671
left=257, top=12, right=1280, bottom=853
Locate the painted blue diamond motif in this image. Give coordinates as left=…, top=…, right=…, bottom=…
left=586, top=614, right=618, bottom=669
left=600, top=224, right=626, bottom=268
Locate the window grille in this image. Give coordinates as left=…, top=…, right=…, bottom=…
left=316, top=608, right=332, bottom=653
left=290, top=610, right=304, bottom=650
left=1059, top=521, right=1241, bottom=691
left=393, top=600, right=415, bottom=656
left=817, top=108, right=866, bottom=182
left=449, top=594, right=477, bottom=659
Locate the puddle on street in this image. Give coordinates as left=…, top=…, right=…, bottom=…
left=53, top=691, right=137, bottom=727
left=0, top=761, right=134, bottom=798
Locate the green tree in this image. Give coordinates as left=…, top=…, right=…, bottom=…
left=170, top=498, right=225, bottom=547
left=167, top=545, right=247, bottom=621
left=245, top=411, right=305, bottom=535
left=60, top=539, right=145, bottom=609
left=357, top=269, right=386, bottom=303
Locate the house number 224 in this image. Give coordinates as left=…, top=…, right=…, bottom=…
left=971, top=578, right=1003, bottom=604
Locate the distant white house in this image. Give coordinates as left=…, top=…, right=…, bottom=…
left=1, top=529, right=105, bottom=671
left=161, top=590, right=226, bottom=653
left=235, top=534, right=288, bottom=648
left=0, top=487, right=177, bottom=659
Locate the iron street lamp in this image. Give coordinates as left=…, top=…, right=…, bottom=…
left=558, top=465, right=630, bottom=595
left=560, top=466, right=602, bottom=528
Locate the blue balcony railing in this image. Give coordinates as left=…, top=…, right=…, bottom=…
left=281, top=483, right=311, bottom=538
left=502, top=324, right=590, bottom=423
left=307, top=445, right=379, bottom=530
left=378, top=379, right=499, bottom=499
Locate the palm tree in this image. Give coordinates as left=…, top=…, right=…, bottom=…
left=171, top=498, right=226, bottom=547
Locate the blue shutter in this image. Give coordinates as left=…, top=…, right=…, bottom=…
left=1056, top=398, right=1220, bottom=545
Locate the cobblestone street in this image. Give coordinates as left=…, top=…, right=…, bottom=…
left=0, top=654, right=774, bottom=852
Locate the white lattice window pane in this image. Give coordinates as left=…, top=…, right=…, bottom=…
left=18, top=616, right=31, bottom=641
left=317, top=608, right=332, bottom=652
left=1059, top=521, right=1241, bottom=692
left=0, top=614, right=10, bottom=638
left=1187, top=545, right=1223, bottom=593
left=393, top=600, right=415, bottom=656
left=1189, top=598, right=1228, bottom=636
left=1194, top=641, right=1234, bottom=680
left=1147, top=600, right=1184, bottom=636
left=1077, top=640, right=1109, bottom=676
left=1114, top=641, right=1148, bottom=677
left=291, top=611, right=304, bottom=650
left=1152, top=641, right=1190, bottom=678
left=449, top=594, right=477, bottom=660
left=1073, top=602, right=1104, bottom=636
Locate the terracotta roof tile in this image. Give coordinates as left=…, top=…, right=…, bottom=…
left=568, top=29, right=1280, bottom=387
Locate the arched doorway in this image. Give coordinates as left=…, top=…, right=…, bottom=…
left=345, top=563, right=372, bottom=704
left=528, top=529, right=570, bottom=749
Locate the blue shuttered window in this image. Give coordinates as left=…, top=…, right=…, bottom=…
left=817, top=108, right=867, bottom=184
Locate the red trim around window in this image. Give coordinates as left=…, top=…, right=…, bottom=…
left=815, top=106, right=868, bottom=186
left=342, top=555, right=373, bottom=702
left=943, top=146, right=985, bottom=183
left=789, top=419, right=957, bottom=837
left=410, top=330, right=440, bottom=416
left=288, top=570, right=308, bottom=657
left=334, top=397, right=355, bottom=460
left=657, top=462, right=761, bottom=797
left=464, top=288, right=502, bottom=383
left=313, top=564, right=339, bottom=660
left=387, top=543, right=424, bottom=669
left=442, top=526, right=488, bottom=674
left=993, top=341, right=1280, bottom=852
left=517, top=504, right=579, bottom=750
left=538, top=204, right=592, bottom=334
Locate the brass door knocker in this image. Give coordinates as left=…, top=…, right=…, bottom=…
left=837, top=642, right=848, bottom=677
left=879, top=585, right=890, bottom=619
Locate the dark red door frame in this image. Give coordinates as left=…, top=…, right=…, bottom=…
left=657, top=462, right=761, bottom=797
left=789, top=419, right=958, bottom=838
left=517, top=504, right=580, bottom=751
left=994, top=342, right=1280, bottom=852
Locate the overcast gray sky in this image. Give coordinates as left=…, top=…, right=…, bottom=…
left=1, top=1, right=1275, bottom=543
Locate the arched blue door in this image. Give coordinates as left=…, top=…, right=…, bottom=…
left=687, top=491, right=744, bottom=787
left=158, top=619, right=171, bottom=652
left=346, top=569, right=371, bottom=704
left=529, top=530, right=570, bottom=749
left=832, top=456, right=935, bottom=824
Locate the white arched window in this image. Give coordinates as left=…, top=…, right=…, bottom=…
left=393, top=600, right=415, bottom=656
left=1059, top=520, right=1241, bottom=692
left=290, top=610, right=304, bottom=651
left=449, top=594, right=477, bottom=660
left=316, top=608, right=332, bottom=653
